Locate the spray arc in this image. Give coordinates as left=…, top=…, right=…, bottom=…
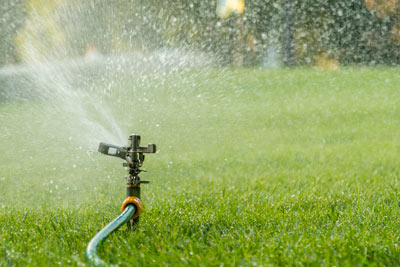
left=86, top=134, right=157, bottom=265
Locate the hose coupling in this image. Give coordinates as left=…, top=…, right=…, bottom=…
left=121, top=196, right=143, bottom=220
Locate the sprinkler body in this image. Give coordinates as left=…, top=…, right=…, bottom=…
left=98, top=134, right=157, bottom=227
left=86, top=134, right=157, bottom=265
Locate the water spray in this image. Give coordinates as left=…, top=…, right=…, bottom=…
left=86, top=134, right=157, bottom=265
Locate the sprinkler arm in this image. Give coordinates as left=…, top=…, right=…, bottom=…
left=98, top=135, right=156, bottom=161
left=98, top=143, right=127, bottom=159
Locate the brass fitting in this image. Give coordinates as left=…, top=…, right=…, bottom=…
left=121, top=196, right=143, bottom=220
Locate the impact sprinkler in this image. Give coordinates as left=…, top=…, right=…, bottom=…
left=86, top=134, right=157, bottom=265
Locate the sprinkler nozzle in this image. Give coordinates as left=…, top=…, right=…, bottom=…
left=98, top=133, right=157, bottom=186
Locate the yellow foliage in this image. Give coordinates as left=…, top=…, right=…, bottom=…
left=15, top=0, right=67, bottom=63
left=365, top=0, right=398, bottom=17
left=365, top=0, right=375, bottom=10
left=315, top=53, right=340, bottom=71
left=216, top=0, right=245, bottom=19
left=391, top=23, right=400, bottom=45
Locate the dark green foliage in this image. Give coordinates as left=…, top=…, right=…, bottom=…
left=3, top=0, right=400, bottom=66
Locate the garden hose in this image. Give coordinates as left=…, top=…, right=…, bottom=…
left=85, top=203, right=137, bottom=266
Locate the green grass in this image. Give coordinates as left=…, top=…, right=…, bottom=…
left=1, top=67, right=400, bottom=266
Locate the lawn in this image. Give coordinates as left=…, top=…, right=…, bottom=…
left=1, top=67, right=400, bottom=266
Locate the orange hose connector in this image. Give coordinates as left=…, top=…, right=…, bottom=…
left=121, top=196, right=143, bottom=220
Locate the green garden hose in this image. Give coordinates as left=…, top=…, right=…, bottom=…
left=86, top=204, right=136, bottom=266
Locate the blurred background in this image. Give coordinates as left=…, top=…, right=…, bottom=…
left=1, top=0, right=400, bottom=69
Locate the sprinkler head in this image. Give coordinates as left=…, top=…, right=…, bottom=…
left=98, top=134, right=156, bottom=160
left=98, top=133, right=157, bottom=184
